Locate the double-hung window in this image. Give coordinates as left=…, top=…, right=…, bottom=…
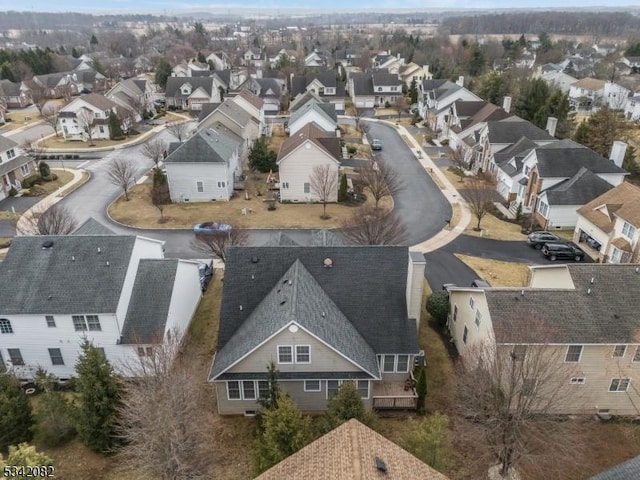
left=296, top=345, right=310, bottom=363
left=609, top=378, right=630, bottom=392
left=8, top=349, right=24, bottom=366
left=565, top=345, right=583, bottom=363
left=48, top=348, right=64, bottom=366
left=277, top=345, right=293, bottom=364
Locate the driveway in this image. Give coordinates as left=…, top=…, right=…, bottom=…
left=365, top=121, right=451, bottom=245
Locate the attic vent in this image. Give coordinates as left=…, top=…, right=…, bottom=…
left=251, top=256, right=260, bottom=264
left=282, top=279, right=288, bottom=284
left=323, top=258, right=333, bottom=268
left=280, top=300, right=287, bottom=306
left=375, top=457, right=388, bottom=473
left=41, top=240, right=54, bottom=249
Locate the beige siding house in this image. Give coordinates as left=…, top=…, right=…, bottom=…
left=448, top=263, right=640, bottom=416
left=209, top=246, right=426, bottom=415
left=277, top=123, right=341, bottom=203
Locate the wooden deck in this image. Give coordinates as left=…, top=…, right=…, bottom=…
left=372, top=381, right=418, bottom=410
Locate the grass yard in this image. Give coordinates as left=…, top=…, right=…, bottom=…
left=440, top=166, right=466, bottom=186
left=338, top=124, right=360, bottom=138
left=455, top=254, right=531, bottom=287
left=463, top=211, right=525, bottom=241
left=108, top=180, right=392, bottom=229
left=28, top=169, right=75, bottom=197
left=449, top=203, right=462, bottom=230
left=267, top=123, right=286, bottom=152
left=40, top=136, right=130, bottom=150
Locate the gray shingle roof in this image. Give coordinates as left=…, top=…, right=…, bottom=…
left=534, top=139, right=627, bottom=177
left=591, top=455, right=640, bottom=480
left=0, top=155, right=32, bottom=177
left=289, top=99, right=337, bottom=126
left=0, top=235, right=136, bottom=314
left=351, top=73, right=374, bottom=96
left=543, top=167, right=614, bottom=205
left=0, top=134, right=18, bottom=152
left=120, top=259, right=179, bottom=344
left=165, top=76, right=215, bottom=99
left=494, top=137, right=538, bottom=165
left=486, top=264, right=640, bottom=344
left=73, top=218, right=116, bottom=235
left=0, top=79, right=22, bottom=96
left=372, top=70, right=401, bottom=87
left=210, top=259, right=380, bottom=380
left=211, top=246, right=418, bottom=379
left=164, top=126, right=242, bottom=164
left=290, top=72, right=345, bottom=98
left=487, top=119, right=555, bottom=145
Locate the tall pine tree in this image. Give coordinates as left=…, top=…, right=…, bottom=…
left=0, top=374, right=33, bottom=452
left=74, top=341, right=120, bottom=453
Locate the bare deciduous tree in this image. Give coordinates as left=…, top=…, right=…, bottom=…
left=151, top=182, right=171, bottom=222
left=465, top=176, right=495, bottom=231
left=166, top=121, right=189, bottom=142
left=192, top=226, right=248, bottom=263
left=107, top=158, right=136, bottom=201
left=340, top=206, right=407, bottom=245
left=394, top=95, right=409, bottom=119
left=18, top=203, right=78, bottom=235
left=456, top=322, right=585, bottom=479
left=449, top=146, right=468, bottom=182
left=76, top=109, right=95, bottom=146
left=116, top=332, right=214, bottom=480
left=21, top=138, right=46, bottom=161
left=141, top=138, right=168, bottom=167
left=358, top=160, right=402, bottom=208
left=41, top=104, right=60, bottom=137
left=28, top=81, right=50, bottom=115
left=309, top=164, right=339, bottom=219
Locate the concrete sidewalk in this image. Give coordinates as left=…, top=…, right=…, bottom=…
left=367, top=118, right=471, bottom=252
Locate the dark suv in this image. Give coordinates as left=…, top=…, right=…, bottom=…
left=527, top=231, right=562, bottom=249
left=541, top=242, right=585, bottom=262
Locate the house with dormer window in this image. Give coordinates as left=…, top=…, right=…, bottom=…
left=0, top=135, right=37, bottom=201
left=0, top=221, right=202, bottom=381
left=290, top=72, right=346, bottom=112
left=165, top=76, right=224, bottom=111
left=57, top=93, right=132, bottom=141
left=208, top=246, right=425, bottom=415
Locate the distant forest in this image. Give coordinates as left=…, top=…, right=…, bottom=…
left=0, top=11, right=180, bottom=30
left=441, top=12, right=640, bottom=37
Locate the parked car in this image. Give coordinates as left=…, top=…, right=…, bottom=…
left=471, top=279, right=491, bottom=288
left=198, top=261, right=214, bottom=292
left=527, top=231, right=562, bottom=249
left=541, top=242, right=586, bottom=262
left=193, top=222, right=232, bottom=235
left=371, top=139, right=383, bottom=150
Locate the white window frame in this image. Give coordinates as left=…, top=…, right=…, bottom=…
left=20, top=164, right=30, bottom=176
left=227, top=381, right=241, bottom=400
left=565, top=345, right=583, bottom=363
left=48, top=348, right=64, bottom=366
left=295, top=345, right=311, bottom=364
left=73, top=315, right=88, bottom=331
left=613, top=345, right=627, bottom=358
left=396, top=354, right=409, bottom=373
left=45, top=315, right=56, bottom=328
left=257, top=380, right=269, bottom=400
left=609, top=378, right=630, bottom=392
left=325, top=380, right=368, bottom=399
left=217, top=181, right=226, bottom=188
left=0, top=318, right=13, bottom=334
left=381, top=354, right=409, bottom=373
left=86, top=315, right=101, bottom=332
left=7, top=149, right=15, bottom=159
left=304, top=380, right=321, bottom=392
left=357, top=380, right=369, bottom=399
left=452, top=304, right=458, bottom=322
left=303, top=182, right=310, bottom=194
left=242, top=380, right=257, bottom=400
left=633, top=346, right=640, bottom=362
left=277, top=345, right=293, bottom=364
left=570, top=377, right=586, bottom=385
left=475, top=310, right=482, bottom=327
left=469, top=297, right=475, bottom=310
left=622, top=221, right=636, bottom=240
left=8, top=348, right=24, bottom=365
left=196, top=181, right=204, bottom=193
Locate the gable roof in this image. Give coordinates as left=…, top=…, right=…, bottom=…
left=164, top=126, right=242, bottom=165
left=351, top=72, right=374, bottom=96
left=372, top=70, right=401, bottom=86
left=120, top=259, right=179, bottom=344
left=577, top=182, right=640, bottom=233
left=210, top=259, right=380, bottom=380
left=533, top=139, right=626, bottom=177
left=236, top=88, right=265, bottom=110
left=494, top=136, right=538, bottom=167
left=0, top=79, right=23, bottom=96
left=0, top=235, right=136, bottom=314
left=542, top=167, right=614, bottom=205
left=76, top=93, right=119, bottom=112
left=73, top=218, right=116, bottom=236
left=454, top=101, right=511, bottom=132
left=277, top=123, right=341, bottom=163
left=486, top=118, right=555, bottom=145
left=165, top=76, right=215, bottom=98
left=289, top=99, right=337, bottom=126
left=0, top=134, right=18, bottom=152
left=591, top=454, right=640, bottom=480
left=289, top=90, right=324, bottom=112
left=290, top=72, right=346, bottom=98
left=256, top=419, right=450, bottom=480
left=485, top=264, right=640, bottom=344
left=571, top=77, right=606, bottom=91
left=213, top=246, right=418, bottom=375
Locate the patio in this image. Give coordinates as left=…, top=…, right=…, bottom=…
left=372, top=380, right=418, bottom=410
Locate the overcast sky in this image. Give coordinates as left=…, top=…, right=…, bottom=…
left=0, top=1, right=639, bottom=13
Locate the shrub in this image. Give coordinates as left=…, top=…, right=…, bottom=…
left=426, top=291, right=450, bottom=326
left=33, top=371, right=76, bottom=447
left=51, top=174, right=58, bottom=181
left=347, top=146, right=357, bottom=155
left=39, top=162, right=50, bottom=178
left=9, top=187, right=17, bottom=196
left=416, top=367, right=427, bottom=415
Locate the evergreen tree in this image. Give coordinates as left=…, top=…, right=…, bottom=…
left=322, top=382, right=375, bottom=432
left=197, top=51, right=206, bottom=63
left=0, top=373, right=33, bottom=452
left=33, top=370, right=75, bottom=447
left=248, top=137, right=278, bottom=173
left=514, top=78, right=550, bottom=127
left=154, top=58, right=172, bottom=90
left=90, top=34, right=99, bottom=46
left=71, top=47, right=80, bottom=59
left=338, top=173, right=348, bottom=202
left=258, top=361, right=280, bottom=411
left=74, top=340, right=120, bottom=453
left=409, top=78, right=418, bottom=105
left=416, top=367, right=427, bottom=415
left=623, top=145, right=639, bottom=175
left=426, top=290, right=450, bottom=326
left=0, top=62, right=16, bottom=82
left=468, top=43, right=486, bottom=77
left=405, top=413, right=452, bottom=471
left=108, top=111, right=124, bottom=140
left=573, top=120, right=589, bottom=146
left=253, top=394, right=312, bottom=475
left=476, top=71, right=508, bottom=105
left=577, top=106, right=626, bottom=158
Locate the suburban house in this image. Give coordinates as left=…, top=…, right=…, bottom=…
left=277, top=123, right=341, bottom=203
left=288, top=98, right=337, bottom=135
left=417, top=78, right=481, bottom=131
left=268, top=49, right=296, bottom=69
left=372, top=52, right=406, bottom=75
left=624, top=94, right=640, bottom=121
left=569, top=77, right=606, bottom=110
left=494, top=137, right=543, bottom=203
left=206, top=51, right=231, bottom=71
left=0, top=135, right=37, bottom=201
left=242, top=48, right=264, bottom=68
left=447, top=263, right=640, bottom=416
left=290, top=72, right=346, bottom=112
left=539, top=70, right=578, bottom=94
left=399, top=62, right=433, bottom=90
left=304, top=50, right=329, bottom=68
left=603, top=81, right=631, bottom=110
left=164, top=125, right=242, bottom=203
left=334, top=49, right=360, bottom=67
left=31, top=70, right=106, bottom=98
left=445, top=98, right=512, bottom=154
left=574, top=181, right=640, bottom=263
left=0, top=79, right=31, bottom=108
left=165, top=76, right=224, bottom=111
left=238, top=76, right=285, bottom=115
left=171, top=60, right=210, bottom=77
left=289, top=90, right=324, bottom=112
left=348, top=72, right=376, bottom=109
left=621, top=55, right=640, bottom=73
left=0, top=224, right=202, bottom=380
left=348, top=70, right=401, bottom=108
left=57, top=93, right=131, bottom=141
left=208, top=246, right=425, bottom=415
left=512, top=139, right=627, bottom=228
left=256, top=419, right=450, bottom=480
left=106, top=78, right=155, bottom=117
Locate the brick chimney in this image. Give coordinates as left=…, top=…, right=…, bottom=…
left=609, top=141, right=627, bottom=168
left=545, top=117, right=558, bottom=137
left=406, top=251, right=426, bottom=332
left=502, top=96, right=512, bottom=113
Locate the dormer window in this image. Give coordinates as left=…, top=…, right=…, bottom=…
left=377, top=87, right=383, bottom=92
left=7, top=149, right=16, bottom=159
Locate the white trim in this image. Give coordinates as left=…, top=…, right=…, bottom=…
left=357, top=380, right=370, bottom=400
left=295, top=344, right=311, bottom=364
left=633, top=346, right=640, bottom=362
left=242, top=380, right=257, bottom=400
left=277, top=345, right=293, bottom=364
left=612, top=345, right=627, bottom=358
left=608, top=377, right=630, bottom=392
left=564, top=345, right=583, bottom=363
left=325, top=379, right=369, bottom=399
left=304, top=380, right=321, bottom=392
left=569, top=377, right=586, bottom=385
left=226, top=380, right=241, bottom=400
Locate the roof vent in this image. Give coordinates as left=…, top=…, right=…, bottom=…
left=251, top=256, right=260, bottom=263
left=590, top=277, right=595, bottom=284
left=280, top=300, right=287, bottom=306
left=587, top=288, right=591, bottom=295
left=375, top=457, right=388, bottom=473
left=251, top=274, right=255, bottom=280
left=323, top=258, right=333, bottom=268
left=283, top=279, right=288, bottom=284
left=106, top=261, right=110, bottom=267
left=41, top=240, right=54, bottom=249
left=288, top=280, right=292, bottom=286
left=71, top=255, right=75, bottom=261
left=321, top=311, right=326, bottom=317
left=97, top=247, right=102, bottom=254
left=636, top=267, right=639, bottom=274
left=521, top=290, right=525, bottom=296
left=239, top=305, right=243, bottom=311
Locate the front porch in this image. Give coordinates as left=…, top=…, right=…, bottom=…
left=372, top=379, right=418, bottom=410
